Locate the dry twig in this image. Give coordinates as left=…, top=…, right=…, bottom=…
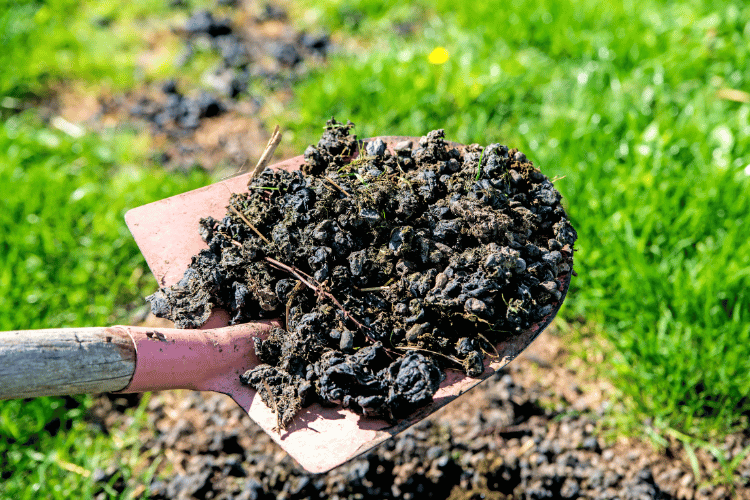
left=395, top=346, right=463, bottom=365
left=228, top=205, right=272, bottom=246
left=476, top=332, right=500, bottom=359
left=356, top=286, right=388, bottom=292
left=261, top=379, right=283, bottom=432
left=249, top=125, right=283, bottom=182
left=264, top=257, right=372, bottom=336
left=219, top=231, right=242, bottom=247
left=324, top=176, right=352, bottom=198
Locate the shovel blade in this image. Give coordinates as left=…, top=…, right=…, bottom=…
left=124, top=138, right=570, bottom=473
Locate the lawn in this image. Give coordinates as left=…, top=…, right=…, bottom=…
left=0, top=114, right=214, bottom=498
left=1, top=0, right=749, bottom=496
left=285, top=0, right=750, bottom=446
left=0, top=1, right=214, bottom=497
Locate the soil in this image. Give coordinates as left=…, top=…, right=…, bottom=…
left=125, top=3, right=330, bottom=170
left=147, top=119, right=576, bottom=429
left=52, top=1, right=331, bottom=171
left=33, top=2, right=747, bottom=496
left=87, top=325, right=750, bottom=499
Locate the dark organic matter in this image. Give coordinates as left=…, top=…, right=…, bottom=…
left=128, top=3, right=332, bottom=140
left=147, top=118, right=576, bottom=428
left=93, top=350, right=723, bottom=500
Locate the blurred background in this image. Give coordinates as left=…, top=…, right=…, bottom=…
left=1, top=0, right=749, bottom=498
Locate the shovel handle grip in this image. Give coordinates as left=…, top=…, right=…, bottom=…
left=0, top=327, right=136, bottom=400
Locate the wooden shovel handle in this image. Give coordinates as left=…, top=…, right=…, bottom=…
left=0, top=327, right=136, bottom=400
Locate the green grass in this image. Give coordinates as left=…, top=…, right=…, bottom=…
left=0, top=2, right=219, bottom=497
left=2, top=0, right=750, bottom=493
left=0, top=394, right=161, bottom=499
left=0, top=114, right=212, bottom=330
left=0, top=113, right=212, bottom=498
left=287, top=0, right=750, bottom=448
left=0, top=0, right=214, bottom=100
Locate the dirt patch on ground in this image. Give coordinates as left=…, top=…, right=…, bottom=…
left=88, top=318, right=750, bottom=499
left=49, top=3, right=747, bottom=498
left=51, top=1, right=329, bottom=172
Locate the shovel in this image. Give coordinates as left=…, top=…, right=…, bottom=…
left=0, top=136, right=571, bottom=473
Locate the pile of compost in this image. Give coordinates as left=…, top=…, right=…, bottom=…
left=147, top=119, right=576, bottom=429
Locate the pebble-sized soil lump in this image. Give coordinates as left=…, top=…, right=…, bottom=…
left=147, top=119, right=577, bottom=430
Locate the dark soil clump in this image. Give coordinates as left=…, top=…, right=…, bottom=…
left=121, top=2, right=333, bottom=170
left=89, top=332, right=746, bottom=499
left=147, top=118, right=576, bottom=428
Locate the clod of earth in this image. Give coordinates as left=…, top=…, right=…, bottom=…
left=128, top=3, right=331, bottom=140
left=147, top=119, right=577, bottom=429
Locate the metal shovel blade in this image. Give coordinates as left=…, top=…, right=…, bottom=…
left=124, top=137, right=570, bottom=473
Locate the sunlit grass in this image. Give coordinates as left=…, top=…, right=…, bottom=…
left=0, top=394, right=161, bottom=499
left=0, top=0, right=214, bottom=99
left=0, top=2, right=217, bottom=497
left=0, top=113, right=213, bottom=498
left=2, top=0, right=750, bottom=494
left=287, top=0, right=750, bottom=453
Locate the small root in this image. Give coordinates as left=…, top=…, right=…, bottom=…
left=229, top=205, right=272, bottom=246
left=285, top=281, right=304, bottom=332
left=476, top=332, right=500, bottom=359
left=395, top=346, right=463, bottom=366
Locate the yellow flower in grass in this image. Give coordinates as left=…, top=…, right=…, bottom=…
left=428, top=46, right=450, bottom=65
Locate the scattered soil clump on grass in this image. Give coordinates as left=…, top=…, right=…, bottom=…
left=147, top=119, right=576, bottom=428
left=129, top=3, right=330, bottom=138
left=99, top=2, right=332, bottom=170
left=89, top=329, right=746, bottom=499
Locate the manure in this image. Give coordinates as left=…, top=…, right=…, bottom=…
left=147, top=119, right=576, bottom=428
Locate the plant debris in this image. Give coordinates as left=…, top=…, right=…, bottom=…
left=147, top=118, right=576, bottom=429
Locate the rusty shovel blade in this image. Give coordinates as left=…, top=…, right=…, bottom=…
left=124, top=137, right=570, bottom=473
